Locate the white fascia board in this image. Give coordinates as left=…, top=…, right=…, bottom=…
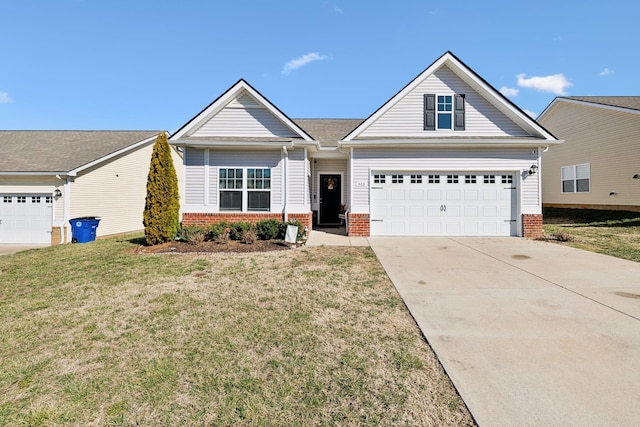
left=339, top=138, right=563, bottom=149
left=170, top=80, right=314, bottom=142
left=343, top=54, right=452, bottom=142
left=0, top=171, right=70, bottom=176
left=68, top=134, right=158, bottom=176
left=538, top=97, right=640, bottom=122
left=172, top=140, right=295, bottom=149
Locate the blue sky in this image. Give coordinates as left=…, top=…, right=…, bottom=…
left=0, top=1, right=636, bottom=132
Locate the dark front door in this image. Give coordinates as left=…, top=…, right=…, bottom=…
left=319, top=174, right=341, bottom=225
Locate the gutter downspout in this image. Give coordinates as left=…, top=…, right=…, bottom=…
left=63, top=177, right=72, bottom=243
left=282, top=146, right=288, bottom=222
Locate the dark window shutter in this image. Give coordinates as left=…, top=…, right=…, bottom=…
left=454, top=94, right=465, bottom=130
left=424, top=94, right=435, bottom=130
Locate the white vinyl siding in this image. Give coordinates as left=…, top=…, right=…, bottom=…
left=541, top=102, right=640, bottom=207
left=190, top=92, right=299, bottom=138
left=351, top=147, right=538, bottom=214
left=287, top=149, right=307, bottom=206
left=185, top=148, right=205, bottom=205
left=183, top=148, right=282, bottom=212
left=360, top=66, right=529, bottom=138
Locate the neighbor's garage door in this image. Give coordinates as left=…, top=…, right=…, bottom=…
left=370, top=172, right=517, bottom=236
left=0, top=195, right=53, bottom=244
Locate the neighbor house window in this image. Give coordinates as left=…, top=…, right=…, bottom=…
left=424, top=94, right=465, bottom=130
left=562, top=164, right=590, bottom=193
left=219, top=167, right=271, bottom=211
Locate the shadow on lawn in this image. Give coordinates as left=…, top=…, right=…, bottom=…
left=544, top=207, right=640, bottom=228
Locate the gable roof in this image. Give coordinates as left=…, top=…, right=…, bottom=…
left=342, top=51, right=557, bottom=143
left=170, top=79, right=314, bottom=144
left=0, top=130, right=159, bottom=175
left=539, top=96, right=640, bottom=120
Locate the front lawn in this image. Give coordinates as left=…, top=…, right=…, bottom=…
left=543, top=207, right=640, bottom=262
left=0, top=236, right=474, bottom=426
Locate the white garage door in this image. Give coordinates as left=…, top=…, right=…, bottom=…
left=0, top=194, right=53, bottom=244
left=370, top=172, right=517, bottom=236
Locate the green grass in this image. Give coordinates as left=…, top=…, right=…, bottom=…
left=543, top=207, right=640, bottom=262
left=0, top=235, right=474, bottom=426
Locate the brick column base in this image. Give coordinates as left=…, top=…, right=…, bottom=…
left=288, top=212, right=313, bottom=234
left=347, top=213, right=370, bottom=237
left=522, top=214, right=543, bottom=238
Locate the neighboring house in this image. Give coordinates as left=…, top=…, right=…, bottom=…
left=171, top=51, right=560, bottom=237
left=538, top=96, right=640, bottom=212
left=0, top=131, right=182, bottom=245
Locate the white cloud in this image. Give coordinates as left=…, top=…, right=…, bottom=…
left=523, top=109, right=538, bottom=119
left=516, top=73, right=573, bottom=95
left=599, top=68, right=615, bottom=76
left=282, top=52, right=328, bottom=75
left=500, top=86, right=519, bottom=97
left=333, top=6, right=343, bottom=14
left=0, top=91, right=12, bottom=104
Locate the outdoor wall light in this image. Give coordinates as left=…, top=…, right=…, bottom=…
left=633, top=174, right=640, bottom=179
left=610, top=191, right=616, bottom=196
left=54, top=189, right=62, bottom=198
left=528, top=164, right=538, bottom=175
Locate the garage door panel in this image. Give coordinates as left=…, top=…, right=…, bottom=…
left=0, top=194, right=52, bottom=244
left=370, top=172, right=517, bottom=237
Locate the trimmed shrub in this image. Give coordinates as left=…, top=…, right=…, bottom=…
left=207, top=221, right=231, bottom=240
left=181, top=226, right=206, bottom=245
left=241, top=228, right=259, bottom=244
left=143, top=132, right=180, bottom=245
left=256, top=219, right=281, bottom=240
left=215, top=228, right=230, bottom=244
left=230, top=222, right=253, bottom=241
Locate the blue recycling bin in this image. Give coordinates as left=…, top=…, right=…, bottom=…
left=69, top=217, right=101, bottom=243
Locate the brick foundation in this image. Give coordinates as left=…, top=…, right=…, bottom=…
left=522, top=214, right=543, bottom=238
left=51, top=226, right=67, bottom=246
left=347, top=213, right=370, bottom=237
left=182, top=212, right=313, bottom=234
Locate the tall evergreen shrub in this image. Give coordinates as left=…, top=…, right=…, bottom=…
left=143, top=132, right=180, bottom=245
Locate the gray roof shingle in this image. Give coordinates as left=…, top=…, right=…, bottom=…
left=0, top=130, right=160, bottom=173
left=293, top=119, right=364, bottom=147
left=567, top=96, right=640, bottom=111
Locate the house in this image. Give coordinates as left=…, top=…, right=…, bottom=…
left=538, top=97, right=640, bottom=212
left=0, top=131, right=182, bottom=245
left=170, top=51, right=560, bottom=238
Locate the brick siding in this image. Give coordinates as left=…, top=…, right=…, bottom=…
left=522, top=213, right=543, bottom=238
left=183, top=212, right=313, bottom=234
left=347, top=213, right=370, bottom=237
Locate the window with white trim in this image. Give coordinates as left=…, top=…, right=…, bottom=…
left=562, top=164, right=590, bottom=193
left=219, top=167, right=271, bottom=211
left=424, top=94, right=465, bottom=131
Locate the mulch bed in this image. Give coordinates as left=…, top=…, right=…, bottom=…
left=135, top=239, right=295, bottom=254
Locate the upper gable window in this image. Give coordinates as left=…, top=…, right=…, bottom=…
left=424, top=94, right=465, bottom=131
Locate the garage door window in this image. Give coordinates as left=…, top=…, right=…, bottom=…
left=465, top=175, right=477, bottom=184
left=3, top=196, right=11, bottom=203
left=17, top=196, right=26, bottom=203
left=410, top=174, right=422, bottom=184
left=447, top=175, right=459, bottom=184
left=501, top=175, right=513, bottom=184
left=429, top=175, right=440, bottom=184
left=392, top=175, right=403, bottom=184
left=374, top=174, right=385, bottom=184
left=484, top=175, right=496, bottom=184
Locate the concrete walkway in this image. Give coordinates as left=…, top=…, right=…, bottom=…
left=370, top=237, right=640, bottom=427
left=305, top=229, right=369, bottom=247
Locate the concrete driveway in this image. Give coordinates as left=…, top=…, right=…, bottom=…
left=370, top=237, right=640, bottom=427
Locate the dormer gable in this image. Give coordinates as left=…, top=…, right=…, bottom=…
left=343, top=51, right=556, bottom=143
left=171, top=79, right=313, bottom=142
